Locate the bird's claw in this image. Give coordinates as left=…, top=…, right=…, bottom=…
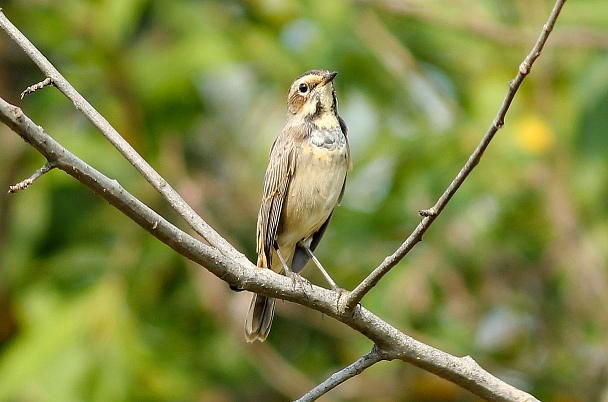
left=285, top=270, right=312, bottom=291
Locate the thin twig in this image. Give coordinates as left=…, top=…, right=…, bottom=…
left=296, top=345, right=387, bottom=402
left=20, top=77, right=54, bottom=99
left=344, top=0, right=567, bottom=312
left=8, top=160, right=55, bottom=193
left=0, top=10, right=249, bottom=266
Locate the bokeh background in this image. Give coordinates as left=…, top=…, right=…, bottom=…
left=1, top=0, right=607, bottom=400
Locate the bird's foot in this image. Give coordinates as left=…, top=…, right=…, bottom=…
left=284, top=269, right=312, bottom=292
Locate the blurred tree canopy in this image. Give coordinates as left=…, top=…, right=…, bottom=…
left=1, top=0, right=608, bottom=400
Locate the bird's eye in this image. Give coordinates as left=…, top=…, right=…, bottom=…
left=298, top=83, right=308, bottom=93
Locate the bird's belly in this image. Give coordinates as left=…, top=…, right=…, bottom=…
left=277, top=143, right=348, bottom=248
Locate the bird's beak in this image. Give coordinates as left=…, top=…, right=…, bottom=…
left=321, top=71, right=338, bottom=86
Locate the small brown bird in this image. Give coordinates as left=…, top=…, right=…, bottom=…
left=245, top=69, right=350, bottom=342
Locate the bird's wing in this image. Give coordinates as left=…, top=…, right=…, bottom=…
left=337, top=115, right=350, bottom=204
left=256, top=131, right=297, bottom=268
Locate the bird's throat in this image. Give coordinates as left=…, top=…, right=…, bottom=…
left=312, top=111, right=339, bottom=130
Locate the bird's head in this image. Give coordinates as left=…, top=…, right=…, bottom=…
left=286, top=70, right=339, bottom=127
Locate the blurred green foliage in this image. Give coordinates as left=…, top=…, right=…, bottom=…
left=1, top=0, right=608, bottom=400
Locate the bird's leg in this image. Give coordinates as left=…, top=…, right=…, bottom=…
left=274, top=245, right=291, bottom=274
left=298, top=242, right=342, bottom=291
left=274, top=243, right=310, bottom=290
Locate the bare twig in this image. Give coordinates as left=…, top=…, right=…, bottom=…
left=8, top=160, right=55, bottom=193
left=344, top=0, right=567, bottom=312
left=296, top=345, right=387, bottom=402
left=0, top=96, right=539, bottom=401
left=20, top=77, right=54, bottom=99
left=0, top=10, right=249, bottom=267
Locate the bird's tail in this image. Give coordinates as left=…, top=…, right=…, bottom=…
left=245, top=246, right=293, bottom=341
left=245, top=293, right=275, bottom=342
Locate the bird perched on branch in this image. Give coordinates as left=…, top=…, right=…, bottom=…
left=245, top=69, right=350, bottom=342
